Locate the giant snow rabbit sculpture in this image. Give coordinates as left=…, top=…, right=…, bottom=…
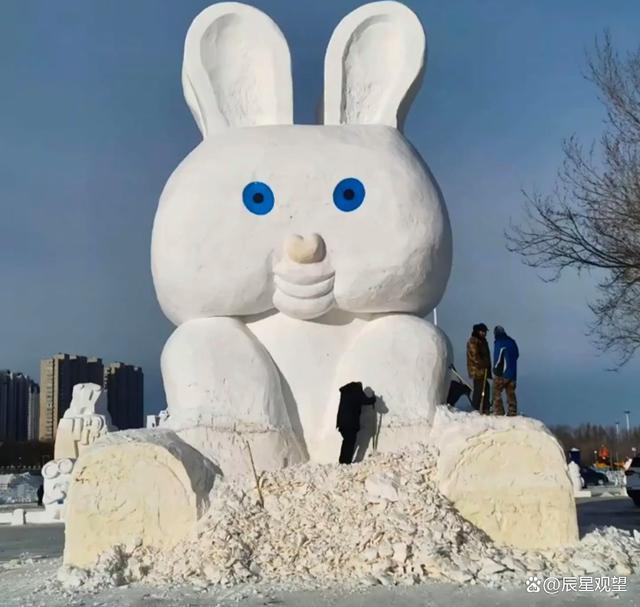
left=63, top=1, right=577, bottom=569
left=151, top=0, right=452, bottom=469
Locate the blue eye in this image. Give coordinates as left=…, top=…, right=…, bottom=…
left=242, top=181, right=274, bottom=215
left=333, top=177, right=365, bottom=212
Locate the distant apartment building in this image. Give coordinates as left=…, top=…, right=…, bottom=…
left=38, top=354, right=104, bottom=442
left=27, top=382, right=40, bottom=441
left=0, top=370, right=40, bottom=442
left=104, top=362, right=144, bottom=430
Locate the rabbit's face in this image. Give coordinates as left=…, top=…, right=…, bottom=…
left=152, top=2, right=451, bottom=324
left=152, top=124, right=451, bottom=323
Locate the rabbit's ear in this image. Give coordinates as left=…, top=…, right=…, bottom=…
left=323, top=1, right=425, bottom=130
left=182, top=3, right=293, bottom=137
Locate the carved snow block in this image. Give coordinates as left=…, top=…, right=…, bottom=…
left=432, top=408, right=579, bottom=550
left=63, top=429, right=218, bottom=568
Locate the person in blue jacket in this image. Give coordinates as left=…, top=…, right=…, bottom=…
left=492, top=326, right=519, bottom=416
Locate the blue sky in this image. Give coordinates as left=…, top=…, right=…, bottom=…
left=1, top=0, right=639, bottom=428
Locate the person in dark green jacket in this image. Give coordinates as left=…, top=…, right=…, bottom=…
left=466, top=323, right=492, bottom=413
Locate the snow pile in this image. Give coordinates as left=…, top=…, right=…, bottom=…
left=58, top=444, right=640, bottom=592
left=0, top=473, right=41, bottom=505
left=606, top=470, right=626, bottom=487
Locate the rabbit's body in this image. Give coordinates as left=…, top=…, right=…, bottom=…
left=248, top=310, right=449, bottom=463
left=152, top=2, right=453, bottom=473
left=160, top=308, right=448, bottom=468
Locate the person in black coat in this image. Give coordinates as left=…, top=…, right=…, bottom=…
left=336, top=381, right=376, bottom=464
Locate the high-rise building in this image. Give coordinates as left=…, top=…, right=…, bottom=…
left=104, top=363, right=143, bottom=430
left=27, top=384, right=40, bottom=441
left=38, top=354, right=104, bottom=442
left=37, top=355, right=144, bottom=440
left=0, top=370, right=39, bottom=442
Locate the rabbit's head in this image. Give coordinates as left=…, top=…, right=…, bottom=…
left=152, top=1, right=452, bottom=323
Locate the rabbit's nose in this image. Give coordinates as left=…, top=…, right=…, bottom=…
left=284, top=233, right=326, bottom=264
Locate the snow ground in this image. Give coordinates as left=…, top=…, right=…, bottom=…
left=2, top=556, right=639, bottom=607
left=1, top=496, right=639, bottom=607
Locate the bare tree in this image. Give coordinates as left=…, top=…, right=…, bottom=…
left=506, top=33, right=640, bottom=364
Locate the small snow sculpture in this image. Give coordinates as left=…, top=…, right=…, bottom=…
left=54, top=383, right=115, bottom=460
left=42, top=458, right=75, bottom=520
left=568, top=461, right=583, bottom=493
left=40, top=384, right=115, bottom=522
left=10, top=508, right=26, bottom=526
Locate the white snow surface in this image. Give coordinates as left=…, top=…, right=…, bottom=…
left=0, top=473, right=41, bottom=505
left=58, top=444, right=640, bottom=593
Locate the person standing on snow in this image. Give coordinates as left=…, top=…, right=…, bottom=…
left=336, top=381, right=376, bottom=464
left=493, top=325, right=519, bottom=416
left=466, top=323, right=492, bottom=414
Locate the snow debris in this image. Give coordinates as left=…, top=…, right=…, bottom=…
left=57, top=444, right=640, bottom=593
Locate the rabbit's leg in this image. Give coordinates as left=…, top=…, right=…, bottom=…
left=161, top=317, right=308, bottom=475
left=316, top=315, right=451, bottom=462
left=431, top=411, right=579, bottom=550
